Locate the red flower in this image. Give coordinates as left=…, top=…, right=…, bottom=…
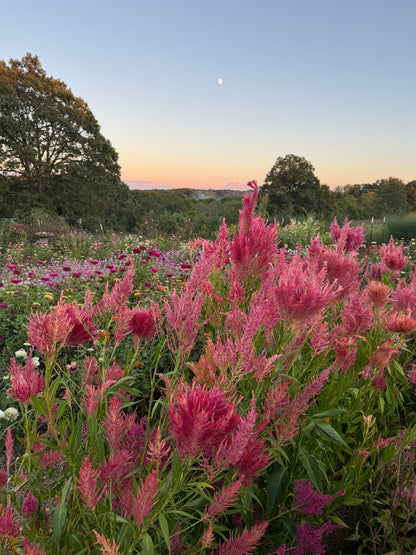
left=129, top=308, right=156, bottom=342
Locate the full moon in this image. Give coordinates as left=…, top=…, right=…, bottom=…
left=217, top=78, right=223, bottom=85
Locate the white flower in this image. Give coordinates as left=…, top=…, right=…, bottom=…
left=15, top=349, right=28, bottom=359
left=1, top=407, right=19, bottom=422
left=32, top=357, right=40, bottom=368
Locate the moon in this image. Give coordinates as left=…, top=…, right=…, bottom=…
left=217, top=78, right=223, bottom=85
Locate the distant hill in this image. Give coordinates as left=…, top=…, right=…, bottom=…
left=125, top=180, right=251, bottom=194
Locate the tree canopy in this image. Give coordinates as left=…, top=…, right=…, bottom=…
left=260, top=154, right=324, bottom=219
left=0, top=53, right=122, bottom=222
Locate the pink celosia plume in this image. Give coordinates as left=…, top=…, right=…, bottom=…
left=76, top=457, right=104, bottom=509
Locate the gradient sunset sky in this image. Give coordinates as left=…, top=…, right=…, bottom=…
left=2, top=0, right=415, bottom=189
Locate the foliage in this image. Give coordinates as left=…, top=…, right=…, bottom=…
left=2, top=182, right=416, bottom=553
left=0, top=53, right=123, bottom=225
left=385, top=212, right=416, bottom=243
left=260, top=154, right=325, bottom=219
left=276, top=217, right=332, bottom=251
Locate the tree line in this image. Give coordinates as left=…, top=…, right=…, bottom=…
left=1, top=54, right=414, bottom=236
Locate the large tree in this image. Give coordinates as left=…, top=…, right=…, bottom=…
left=260, top=154, right=323, bottom=219
left=0, top=53, right=122, bottom=221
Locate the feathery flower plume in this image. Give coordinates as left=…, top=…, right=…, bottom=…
left=105, top=264, right=135, bottom=313
left=103, top=396, right=129, bottom=452
left=64, top=300, right=97, bottom=345
left=332, top=336, right=358, bottom=374
left=308, top=237, right=361, bottom=301
left=201, top=521, right=214, bottom=549
left=230, top=181, right=278, bottom=286
left=293, top=479, right=344, bottom=516
left=330, top=217, right=365, bottom=253
left=386, top=308, right=416, bottom=334
left=21, top=490, right=39, bottom=516
left=370, top=339, right=398, bottom=369
left=215, top=520, right=268, bottom=555
left=214, top=397, right=258, bottom=468
left=336, top=291, right=374, bottom=337
left=146, top=426, right=171, bottom=466
left=291, top=520, right=343, bottom=555
left=76, top=457, right=104, bottom=509
left=391, top=279, right=416, bottom=313
left=164, top=288, right=207, bottom=355
left=267, top=369, right=330, bottom=446
left=129, top=306, right=156, bottom=346
left=365, top=261, right=391, bottom=282
left=131, top=470, right=159, bottom=528
left=274, top=255, right=334, bottom=327
left=27, top=296, right=72, bottom=358
left=0, top=501, right=20, bottom=538
left=203, top=475, right=245, bottom=521
left=0, top=469, right=7, bottom=488
left=99, top=450, right=134, bottom=485
left=83, top=385, right=100, bottom=419
left=21, top=538, right=47, bottom=554
left=169, top=383, right=241, bottom=460
left=380, top=237, right=408, bottom=271
left=8, top=351, right=45, bottom=404
left=93, top=530, right=121, bottom=555
left=367, top=280, right=390, bottom=309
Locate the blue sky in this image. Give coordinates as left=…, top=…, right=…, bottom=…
left=1, top=0, right=415, bottom=189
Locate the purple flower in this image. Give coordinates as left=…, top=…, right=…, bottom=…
left=0, top=303, right=8, bottom=309
left=21, top=491, right=39, bottom=516
left=293, top=480, right=344, bottom=516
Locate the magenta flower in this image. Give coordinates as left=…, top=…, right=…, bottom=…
left=0, top=302, right=8, bottom=309
left=8, top=353, right=45, bottom=404
left=0, top=502, right=21, bottom=539
left=129, top=308, right=156, bottom=343
left=169, top=384, right=240, bottom=460
left=380, top=237, right=407, bottom=271
left=21, top=491, right=39, bottom=516
left=330, top=217, right=365, bottom=253
left=293, top=479, right=344, bottom=516
left=0, top=470, right=7, bottom=488
left=291, top=520, right=343, bottom=555
left=216, top=521, right=268, bottom=555
left=273, top=255, right=334, bottom=327
left=11, top=278, right=21, bottom=284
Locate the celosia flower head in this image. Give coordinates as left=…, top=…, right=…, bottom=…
left=380, top=237, right=407, bottom=271
left=330, top=217, right=365, bottom=253
left=293, top=479, right=344, bottom=516
left=21, top=491, right=39, bottom=516
left=169, top=383, right=241, bottom=459
left=8, top=352, right=45, bottom=404
left=129, top=307, right=156, bottom=342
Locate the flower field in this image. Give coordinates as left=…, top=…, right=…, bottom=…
left=1, top=182, right=416, bottom=553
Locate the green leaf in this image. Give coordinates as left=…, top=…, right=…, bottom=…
left=141, top=533, right=155, bottom=555
left=52, top=502, right=67, bottom=545
left=315, top=421, right=352, bottom=451
left=312, top=408, right=346, bottom=419
left=266, top=467, right=289, bottom=516
left=299, top=449, right=323, bottom=490
left=158, top=514, right=170, bottom=552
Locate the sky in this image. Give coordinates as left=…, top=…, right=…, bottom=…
left=1, top=0, right=415, bottom=190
